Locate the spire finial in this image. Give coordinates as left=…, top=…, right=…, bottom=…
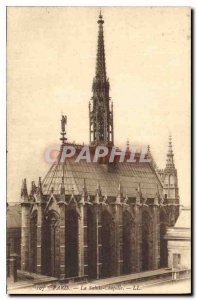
left=37, top=177, right=43, bottom=196
left=80, top=178, right=88, bottom=204
left=98, top=9, right=104, bottom=24
left=30, top=181, right=37, bottom=196
left=96, top=11, right=105, bottom=79
left=94, top=182, right=102, bottom=204
left=21, top=178, right=28, bottom=199
left=136, top=183, right=142, bottom=205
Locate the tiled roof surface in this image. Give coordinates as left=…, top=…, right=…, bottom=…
left=42, top=160, right=162, bottom=198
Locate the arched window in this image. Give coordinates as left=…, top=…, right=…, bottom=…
left=65, top=209, right=79, bottom=277
left=122, top=211, right=134, bottom=275
left=100, top=210, right=113, bottom=278
left=160, top=210, right=168, bottom=268
left=30, top=210, right=37, bottom=273
left=86, top=207, right=97, bottom=279
left=141, top=210, right=153, bottom=271
left=43, top=211, right=60, bottom=277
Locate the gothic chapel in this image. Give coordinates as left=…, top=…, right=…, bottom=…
left=20, top=12, right=180, bottom=280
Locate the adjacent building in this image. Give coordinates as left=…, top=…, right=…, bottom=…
left=165, top=207, right=191, bottom=270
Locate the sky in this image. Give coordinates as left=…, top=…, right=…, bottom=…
left=7, top=7, right=191, bottom=206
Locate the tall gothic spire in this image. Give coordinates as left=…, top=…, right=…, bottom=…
left=165, top=134, right=175, bottom=170
left=89, top=12, right=114, bottom=146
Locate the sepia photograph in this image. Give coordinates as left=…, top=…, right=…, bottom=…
left=6, top=6, right=191, bottom=295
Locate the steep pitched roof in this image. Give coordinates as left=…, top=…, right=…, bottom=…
left=42, top=159, right=163, bottom=198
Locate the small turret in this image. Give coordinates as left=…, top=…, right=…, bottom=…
left=162, top=135, right=179, bottom=204
left=165, top=134, right=175, bottom=170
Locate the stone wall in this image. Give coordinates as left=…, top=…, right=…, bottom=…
left=22, top=197, right=179, bottom=279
